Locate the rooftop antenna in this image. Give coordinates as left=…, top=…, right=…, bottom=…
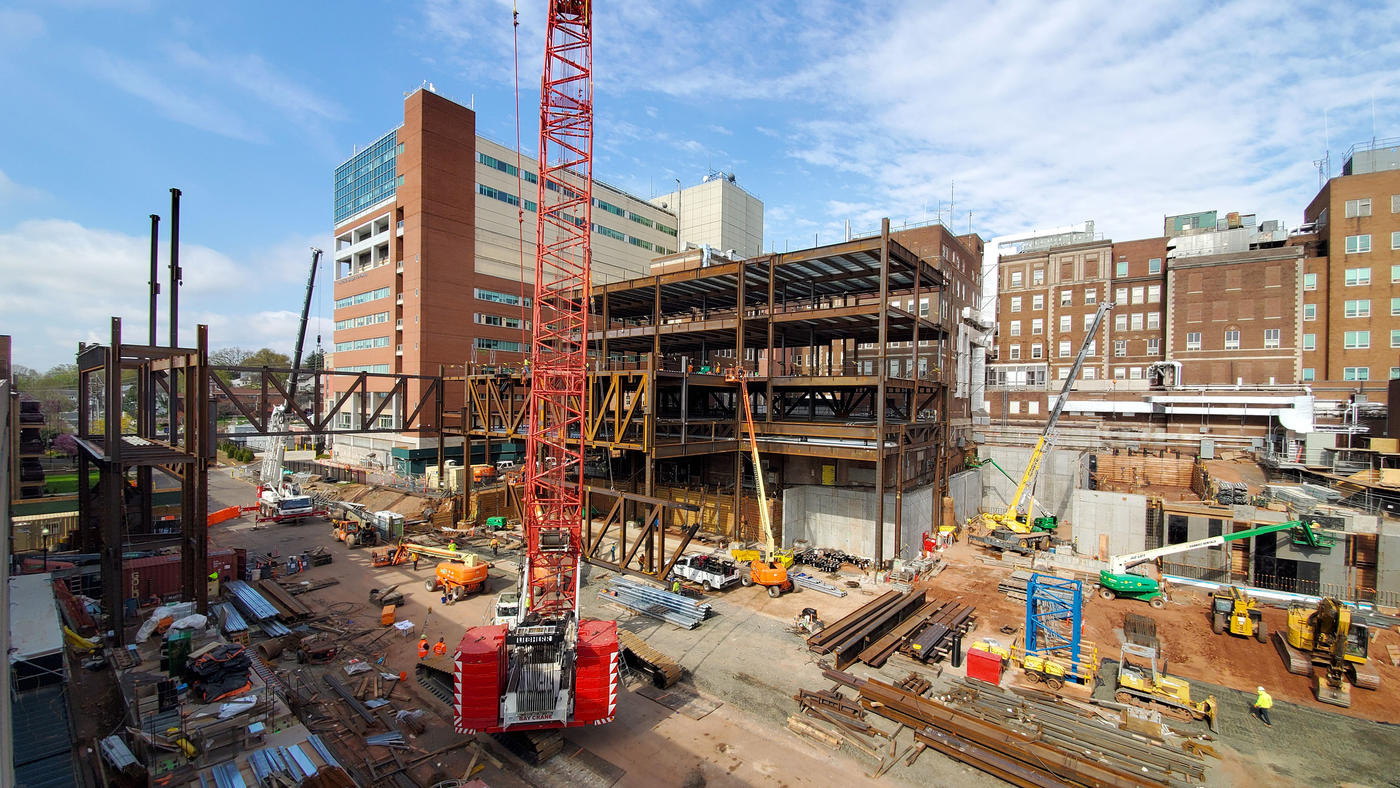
left=948, top=180, right=955, bottom=228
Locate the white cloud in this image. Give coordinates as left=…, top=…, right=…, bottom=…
left=0, top=8, right=45, bottom=46
left=0, top=218, right=331, bottom=369
left=164, top=42, right=344, bottom=126
left=0, top=169, right=47, bottom=206
left=85, top=49, right=267, bottom=143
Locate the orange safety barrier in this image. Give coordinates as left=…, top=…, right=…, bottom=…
left=207, top=506, right=242, bottom=527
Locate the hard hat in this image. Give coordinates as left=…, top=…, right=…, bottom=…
left=1257, top=686, right=1265, bottom=693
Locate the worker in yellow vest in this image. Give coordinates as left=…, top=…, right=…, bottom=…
left=1252, top=685, right=1272, bottom=726
left=418, top=637, right=429, bottom=660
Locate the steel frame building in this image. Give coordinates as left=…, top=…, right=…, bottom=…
left=451, top=220, right=953, bottom=568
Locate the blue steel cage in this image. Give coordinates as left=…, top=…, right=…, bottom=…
left=1025, top=573, right=1082, bottom=665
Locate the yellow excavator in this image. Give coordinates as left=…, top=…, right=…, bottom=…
left=1279, top=597, right=1378, bottom=707
left=728, top=368, right=794, bottom=598
left=976, top=301, right=1113, bottom=548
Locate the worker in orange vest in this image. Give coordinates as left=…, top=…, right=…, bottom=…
left=432, top=637, right=447, bottom=656
left=417, top=637, right=429, bottom=660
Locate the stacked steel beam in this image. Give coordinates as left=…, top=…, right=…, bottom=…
left=825, top=668, right=1203, bottom=788
left=791, top=571, right=847, bottom=597
left=606, top=577, right=712, bottom=628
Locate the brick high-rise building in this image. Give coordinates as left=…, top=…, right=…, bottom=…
left=1302, top=140, right=1400, bottom=400
left=327, top=88, right=729, bottom=468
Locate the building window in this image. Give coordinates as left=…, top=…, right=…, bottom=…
left=1114, top=367, right=1127, bottom=379
left=1010, top=320, right=1022, bottom=336
left=1147, top=284, right=1160, bottom=303
left=1393, top=297, right=1400, bottom=316
left=1131, top=286, right=1144, bottom=305
left=1032, top=294, right=1044, bottom=310
left=1392, top=367, right=1400, bottom=380
left=1304, top=304, right=1317, bottom=321
left=1086, top=339, right=1096, bottom=355
left=1116, top=261, right=1128, bottom=277
left=1344, top=299, right=1371, bottom=318
left=1264, top=328, right=1280, bottom=348
left=1147, top=338, right=1160, bottom=355
left=1131, top=313, right=1144, bottom=331
left=1084, top=367, right=1097, bottom=379
left=1146, top=312, right=1160, bottom=330
left=1345, top=267, right=1371, bottom=285
left=1059, top=315, right=1072, bottom=332
left=1115, top=287, right=1128, bottom=304
left=1084, top=289, right=1097, bottom=305
left=1115, top=314, right=1128, bottom=331
left=1345, top=235, right=1371, bottom=254
left=1343, top=367, right=1369, bottom=381
left=1148, top=258, right=1162, bottom=274
left=1302, top=367, right=1315, bottom=382
left=1060, top=289, right=1073, bottom=306
left=475, top=312, right=527, bottom=330
left=1010, top=271, right=1023, bottom=288
left=1031, top=343, right=1043, bottom=359
left=1009, top=344, right=1021, bottom=360
left=1028, top=400, right=1040, bottom=415
left=1302, top=333, right=1316, bottom=351
left=1224, top=329, right=1240, bottom=350
left=333, top=311, right=391, bottom=330
left=1083, top=313, right=1095, bottom=330
left=1032, top=319, right=1043, bottom=335
left=1344, top=198, right=1371, bottom=218
left=334, top=286, right=391, bottom=309
left=1186, top=332, right=1202, bottom=350
left=1114, top=339, right=1127, bottom=357
left=1303, top=273, right=1317, bottom=291
left=1057, top=367, right=1070, bottom=380
left=1393, top=195, right=1400, bottom=213
left=1010, top=296, right=1022, bottom=312
left=1392, top=264, right=1400, bottom=282
left=1392, top=330, right=1400, bottom=348
left=1129, top=367, right=1143, bottom=379
left=1058, top=340, right=1071, bottom=358
left=1009, top=400, right=1021, bottom=415
left=334, top=335, right=391, bottom=352
left=1032, top=268, right=1045, bottom=285
left=475, top=287, right=532, bottom=307
left=1344, top=330, right=1370, bottom=349
left=475, top=337, right=525, bottom=352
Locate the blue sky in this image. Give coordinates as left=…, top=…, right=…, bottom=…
left=1, top=0, right=1397, bottom=369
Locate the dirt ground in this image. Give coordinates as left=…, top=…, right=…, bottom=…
left=207, top=469, right=1400, bottom=787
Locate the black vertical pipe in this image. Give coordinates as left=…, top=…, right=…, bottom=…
left=169, top=188, right=182, bottom=347
left=148, top=214, right=160, bottom=345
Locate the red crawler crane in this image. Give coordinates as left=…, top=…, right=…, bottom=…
left=454, top=0, right=618, bottom=737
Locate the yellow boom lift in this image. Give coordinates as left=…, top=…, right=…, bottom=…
left=727, top=368, right=794, bottom=597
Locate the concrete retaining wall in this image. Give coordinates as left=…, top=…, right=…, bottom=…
left=948, top=469, right=980, bottom=524
left=979, top=446, right=1083, bottom=522
left=1067, top=490, right=1148, bottom=558
left=783, top=483, right=937, bottom=561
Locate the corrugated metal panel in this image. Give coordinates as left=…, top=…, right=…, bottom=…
left=11, top=685, right=76, bottom=788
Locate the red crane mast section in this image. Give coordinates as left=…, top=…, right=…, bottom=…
left=455, top=0, right=618, bottom=736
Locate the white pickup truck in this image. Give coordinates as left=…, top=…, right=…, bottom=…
left=668, top=554, right=744, bottom=592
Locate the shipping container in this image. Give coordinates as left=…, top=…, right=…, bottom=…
left=123, top=548, right=246, bottom=602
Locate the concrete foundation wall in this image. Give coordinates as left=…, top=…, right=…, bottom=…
left=1378, top=521, right=1400, bottom=599
left=783, top=483, right=936, bottom=561
left=1068, top=490, right=1147, bottom=557
left=980, top=446, right=1083, bottom=522
left=948, top=469, right=980, bottom=524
